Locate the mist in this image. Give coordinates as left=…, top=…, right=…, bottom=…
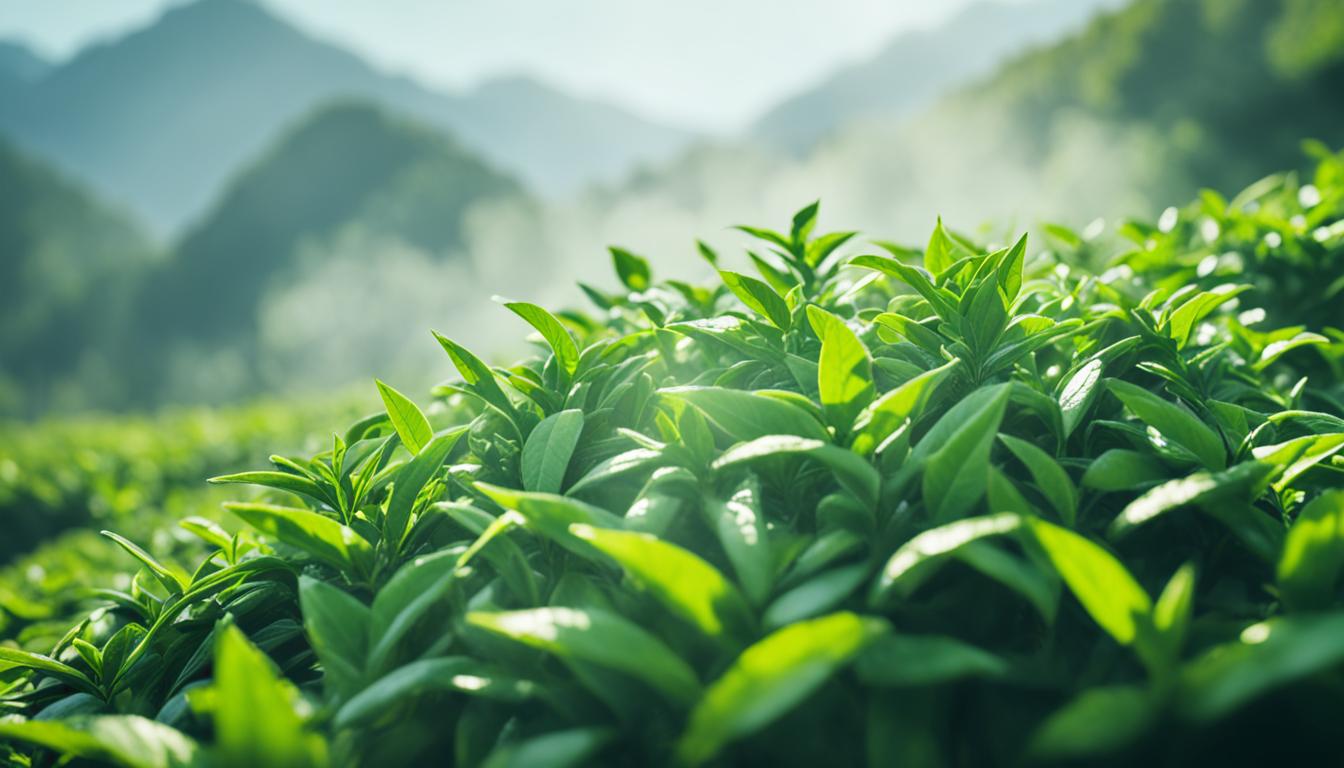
left=245, top=96, right=1178, bottom=399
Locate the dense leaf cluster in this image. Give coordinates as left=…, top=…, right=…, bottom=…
left=0, top=400, right=352, bottom=567
left=1, top=150, right=1342, bottom=767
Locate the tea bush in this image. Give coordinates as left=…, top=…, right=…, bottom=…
left=0, top=150, right=1342, bottom=767
left=0, top=399, right=362, bottom=645
left=0, top=400, right=362, bottom=560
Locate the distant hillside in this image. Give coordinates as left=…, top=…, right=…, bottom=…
left=0, top=0, right=692, bottom=233
left=751, top=0, right=1121, bottom=154
left=0, top=40, right=48, bottom=83
left=0, top=138, right=156, bottom=417
left=130, top=100, right=524, bottom=402
left=695, top=0, right=1344, bottom=233
left=0, top=40, right=46, bottom=104
left=945, top=0, right=1344, bottom=200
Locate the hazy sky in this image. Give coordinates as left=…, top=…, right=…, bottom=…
left=0, top=0, right=987, bottom=131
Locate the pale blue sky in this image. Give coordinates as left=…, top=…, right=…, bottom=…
left=0, top=0, right=985, bottom=131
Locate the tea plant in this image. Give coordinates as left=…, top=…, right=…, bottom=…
left=0, top=399, right=363, bottom=648
left=1, top=152, right=1342, bottom=767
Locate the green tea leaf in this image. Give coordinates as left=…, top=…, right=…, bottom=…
left=610, top=247, right=652, bottom=291
left=1252, top=433, right=1344, bottom=492
left=850, top=358, right=960, bottom=456
left=850, top=254, right=957, bottom=321
left=997, top=434, right=1077, bottom=525
left=677, top=612, right=886, bottom=765
left=99, top=531, right=187, bottom=595
left=661, top=386, right=830, bottom=442
left=1164, top=284, right=1248, bottom=347
left=871, top=513, right=1024, bottom=604
left=433, top=331, right=518, bottom=423
left=761, top=564, right=868, bottom=629
left=1027, top=518, right=1153, bottom=650
left=719, top=270, right=792, bottom=330
left=1179, top=613, right=1344, bottom=722
left=335, top=657, right=534, bottom=730
left=923, top=217, right=954, bottom=276
left=0, top=716, right=199, bottom=768
left=568, top=447, right=664, bottom=494
left=707, top=481, right=773, bottom=606
left=376, top=379, right=434, bottom=454
left=207, top=470, right=328, bottom=505
left=961, top=276, right=1008, bottom=355
left=1108, top=461, right=1278, bottom=542
left=996, top=233, right=1027, bottom=300
left=1056, top=336, right=1140, bottom=438
left=1254, top=331, right=1329, bottom=371
left=481, top=728, right=613, bottom=768
left=807, top=306, right=874, bottom=431
left=712, top=435, right=879, bottom=510
left=1278, top=490, right=1344, bottom=610
left=226, top=502, right=373, bottom=579
left=468, top=607, right=700, bottom=705
left=0, top=646, right=100, bottom=696
left=475, top=483, right=624, bottom=551
left=921, top=384, right=1011, bottom=521
left=569, top=524, right=751, bottom=640
left=367, top=550, right=459, bottom=673
left=1082, top=449, right=1169, bottom=492
left=197, top=624, right=326, bottom=767
left=299, top=576, right=370, bottom=698
left=502, top=300, right=581, bottom=375
left=384, top=428, right=464, bottom=549
left=521, top=409, right=584, bottom=493
left=1153, top=562, right=1196, bottom=659
left=1106, top=379, right=1226, bottom=470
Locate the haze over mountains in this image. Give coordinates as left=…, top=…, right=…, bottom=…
left=0, top=0, right=692, bottom=233
left=132, top=101, right=526, bottom=403
left=2, top=0, right=1341, bottom=416
left=603, top=0, right=1344, bottom=250
left=0, top=136, right=154, bottom=415
left=0, top=41, right=48, bottom=83
left=752, top=0, right=1122, bottom=153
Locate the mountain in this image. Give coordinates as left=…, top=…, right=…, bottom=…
left=751, top=0, right=1122, bottom=154
left=0, top=40, right=48, bottom=83
left=0, top=40, right=47, bottom=104
left=0, top=0, right=692, bottom=233
left=0, top=138, right=156, bottom=417
left=551, top=0, right=1344, bottom=305
left=130, top=100, right=524, bottom=402
left=944, top=0, right=1344, bottom=199
left=741, top=0, right=1344, bottom=229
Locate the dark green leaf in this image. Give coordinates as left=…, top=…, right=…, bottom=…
left=676, top=612, right=886, bottom=765
left=521, top=410, right=584, bottom=494
left=467, top=607, right=700, bottom=705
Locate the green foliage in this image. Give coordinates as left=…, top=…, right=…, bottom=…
left=0, top=138, right=156, bottom=418
left=3, top=151, right=1344, bottom=766
left=973, top=0, right=1344, bottom=205
left=0, top=397, right=354, bottom=566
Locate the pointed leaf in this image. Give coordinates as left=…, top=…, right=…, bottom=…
left=521, top=410, right=584, bottom=493
left=376, top=379, right=434, bottom=454
left=676, top=612, right=886, bottom=765
left=569, top=524, right=751, bottom=640
left=467, top=607, right=700, bottom=705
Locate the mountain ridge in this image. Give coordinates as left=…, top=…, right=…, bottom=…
left=0, top=136, right=156, bottom=416
left=0, top=0, right=694, bottom=233
left=750, top=0, right=1122, bottom=153
left=127, top=98, right=527, bottom=403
